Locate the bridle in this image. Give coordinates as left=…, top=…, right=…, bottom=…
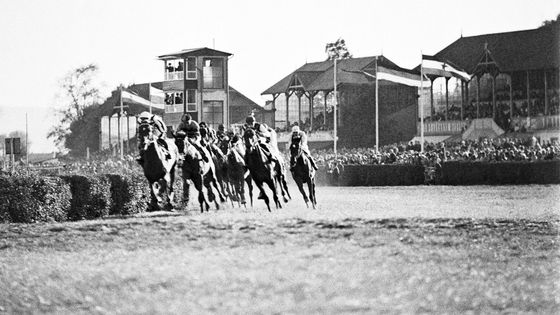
left=139, top=123, right=155, bottom=151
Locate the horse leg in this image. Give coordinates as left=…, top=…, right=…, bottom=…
left=245, top=174, right=254, bottom=208
left=195, top=176, right=209, bottom=212
left=165, top=173, right=175, bottom=211
left=238, top=178, right=246, bottom=207
left=148, top=181, right=159, bottom=211
left=204, top=175, right=220, bottom=210
left=254, top=181, right=271, bottom=212
left=295, top=178, right=309, bottom=207
left=265, top=178, right=281, bottom=210
left=209, top=169, right=226, bottom=203
left=309, top=177, right=317, bottom=209
left=182, top=175, right=190, bottom=209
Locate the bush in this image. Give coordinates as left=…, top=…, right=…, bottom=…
left=60, top=174, right=112, bottom=220
left=106, top=173, right=151, bottom=215
left=0, top=175, right=71, bottom=223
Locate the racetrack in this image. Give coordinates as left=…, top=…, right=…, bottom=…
left=0, top=185, right=559, bottom=314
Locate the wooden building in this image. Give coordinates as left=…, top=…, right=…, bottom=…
left=158, top=47, right=232, bottom=130
left=262, top=56, right=420, bottom=148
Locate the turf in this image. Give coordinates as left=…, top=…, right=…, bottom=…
left=0, top=185, right=558, bottom=314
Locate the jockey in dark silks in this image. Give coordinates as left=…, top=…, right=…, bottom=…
left=199, top=122, right=224, bottom=159
left=175, top=114, right=209, bottom=162
left=289, top=124, right=318, bottom=171
left=136, top=111, right=168, bottom=164
left=216, top=124, right=230, bottom=154
left=243, top=114, right=277, bottom=163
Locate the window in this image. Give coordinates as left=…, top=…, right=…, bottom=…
left=186, top=57, right=197, bottom=79
left=164, top=59, right=184, bottom=81
left=203, top=58, right=224, bottom=89
left=202, top=101, right=223, bottom=129
left=164, top=90, right=197, bottom=113
left=164, top=91, right=183, bottom=113
left=186, top=89, right=197, bottom=112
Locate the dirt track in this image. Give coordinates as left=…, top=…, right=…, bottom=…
left=0, top=185, right=559, bottom=314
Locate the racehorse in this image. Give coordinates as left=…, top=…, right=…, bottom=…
left=177, top=134, right=225, bottom=212
left=138, top=123, right=179, bottom=211
left=290, top=141, right=317, bottom=209
left=243, top=128, right=281, bottom=211
left=227, top=136, right=253, bottom=207
left=266, top=128, right=291, bottom=203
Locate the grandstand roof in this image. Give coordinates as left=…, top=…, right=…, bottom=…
left=262, top=56, right=412, bottom=95
left=434, top=24, right=559, bottom=73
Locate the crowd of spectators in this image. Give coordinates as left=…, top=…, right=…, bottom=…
left=312, top=137, right=560, bottom=171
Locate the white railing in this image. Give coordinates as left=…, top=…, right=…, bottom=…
left=511, top=115, right=560, bottom=130
left=164, top=104, right=183, bottom=113
left=277, top=130, right=334, bottom=142
left=165, top=71, right=184, bottom=81
left=417, top=120, right=469, bottom=135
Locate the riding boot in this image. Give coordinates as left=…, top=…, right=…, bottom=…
left=289, top=156, right=296, bottom=172
left=191, top=140, right=209, bottom=162
left=309, top=155, right=319, bottom=170
left=136, top=152, right=144, bottom=165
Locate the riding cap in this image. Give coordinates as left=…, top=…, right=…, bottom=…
left=181, top=113, right=192, bottom=122
left=245, top=115, right=255, bottom=124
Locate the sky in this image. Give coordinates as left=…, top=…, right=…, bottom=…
left=0, top=0, right=558, bottom=153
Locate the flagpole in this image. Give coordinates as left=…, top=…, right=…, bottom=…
left=420, top=56, right=425, bottom=153
left=25, top=112, right=29, bottom=175
left=375, top=56, right=379, bottom=153
left=148, top=82, right=153, bottom=114
left=119, top=85, right=124, bottom=159
left=333, top=57, right=338, bottom=158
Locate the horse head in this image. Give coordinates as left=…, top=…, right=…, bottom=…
left=138, top=123, right=155, bottom=150
left=243, top=128, right=258, bottom=151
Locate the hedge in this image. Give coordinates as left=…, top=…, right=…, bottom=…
left=106, top=173, right=151, bottom=215
left=0, top=175, right=71, bottom=223
left=441, top=160, right=560, bottom=185
left=316, top=164, right=425, bottom=186
left=60, top=174, right=113, bottom=220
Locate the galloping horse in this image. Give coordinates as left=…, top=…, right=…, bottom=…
left=266, top=129, right=291, bottom=203
left=243, top=128, right=281, bottom=211
left=138, top=123, right=179, bottom=211
left=177, top=135, right=225, bottom=212
left=227, top=136, right=252, bottom=207
left=290, top=141, right=317, bottom=209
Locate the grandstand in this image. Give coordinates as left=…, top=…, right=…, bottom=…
left=417, top=22, right=559, bottom=144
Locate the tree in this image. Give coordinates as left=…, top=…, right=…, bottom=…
left=64, top=105, right=102, bottom=156
left=541, top=13, right=559, bottom=27
left=325, top=38, right=352, bottom=61
left=48, top=64, right=100, bottom=152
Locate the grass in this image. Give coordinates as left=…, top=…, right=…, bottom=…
left=0, top=185, right=559, bottom=314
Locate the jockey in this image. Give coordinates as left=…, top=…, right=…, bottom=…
left=175, top=113, right=209, bottom=162
left=199, top=122, right=224, bottom=159
left=243, top=113, right=276, bottom=163
left=136, top=111, right=168, bottom=164
left=288, top=124, right=318, bottom=171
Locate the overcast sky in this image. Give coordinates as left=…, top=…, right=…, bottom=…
left=0, top=0, right=558, bottom=152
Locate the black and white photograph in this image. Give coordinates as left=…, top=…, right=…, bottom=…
left=0, top=0, right=559, bottom=313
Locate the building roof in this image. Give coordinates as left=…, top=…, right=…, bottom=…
left=229, top=86, right=262, bottom=109
left=434, top=24, right=559, bottom=73
left=158, top=47, right=232, bottom=60
left=262, top=55, right=412, bottom=94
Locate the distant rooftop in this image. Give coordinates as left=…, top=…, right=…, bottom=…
left=158, top=47, right=232, bottom=60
